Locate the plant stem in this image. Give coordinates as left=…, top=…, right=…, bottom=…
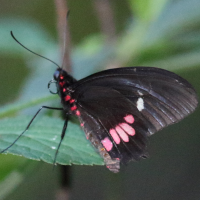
left=54, top=0, right=72, bottom=200
left=56, top=166, right=71, bottom=200
left=54, top=0, right=72, bottom=73
left=93, top=0, right=116, bottom=42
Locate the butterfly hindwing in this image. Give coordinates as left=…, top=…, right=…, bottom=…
left=74, top=86, right=151, bottom=167
left=77, top=105, right=121, bottom=172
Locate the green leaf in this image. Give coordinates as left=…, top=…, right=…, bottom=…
left=0, top=116, right=104, bottom=166
left=0, top=171, right=24, bottom=199
left=0, top=95, right=57, bottom=118
left=128, top=0, right=168, bottom=22
left=0, top=155, right=38, bottom=199
left=114, top=0, right=200, bottom=71
left=144, top=0, right=200, bottom=46
left=141, top=50, right=200, bottom=71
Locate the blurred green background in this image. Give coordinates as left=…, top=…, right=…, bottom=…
left=0, top=0, right=200, bottom=199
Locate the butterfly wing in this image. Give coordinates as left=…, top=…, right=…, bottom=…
left=75, top=86, right=150, bottom=172
left=70, top=67, right=198, bottom=172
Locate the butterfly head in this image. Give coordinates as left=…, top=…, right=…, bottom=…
left=53, top=68, right=66, bottom=81
left=48, top=68, right=76, bottom=95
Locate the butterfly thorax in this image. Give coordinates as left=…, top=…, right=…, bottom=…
left=53, top=68, right=79, bottom=114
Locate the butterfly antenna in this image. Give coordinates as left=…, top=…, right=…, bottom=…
left=10, top=31, right=60, bottom=68
left=61, top=10, right=70, bottom=70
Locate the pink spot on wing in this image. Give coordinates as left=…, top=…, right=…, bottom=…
left=115, top=126, right=129, bottom=142
left=101, top=137, right=113, bottom=151
left=71, top=105, right=77, bottom=111
left=69, top=99, right=75, bottom=103
left=64, top=95, right=71, bottom=101
left=120, top=123, right=135, bottom=136
left=80, top=123, right=84, bottom=127
left=63, top=88, right=66, bottom=92
left=109, top=129, right=120, bottom=144
left=76, top=110, right=81, bottom=116
left=60, top=75, right=64, bottom=80
left=124, top=115, right=134, bottom=124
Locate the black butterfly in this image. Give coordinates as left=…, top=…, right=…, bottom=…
left=1, top=33, right=198, bottom=173
left=49, top=66, right=197, bottom=172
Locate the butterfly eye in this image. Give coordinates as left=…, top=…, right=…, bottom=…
left=53, top=70, right=60, bottom=80
left=48, top=79, right=58, bottom=94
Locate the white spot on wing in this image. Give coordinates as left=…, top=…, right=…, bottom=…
left=51, top=146, right=56, bottom=150
left=137, top=98, right=144, bottom=111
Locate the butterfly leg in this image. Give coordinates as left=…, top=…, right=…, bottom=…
left=53, top=116, right=69, bottom=166
left=0, top=106, right=63, bottom=153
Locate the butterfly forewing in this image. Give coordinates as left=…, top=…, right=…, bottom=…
left=72, top=67, right=197, bottom=133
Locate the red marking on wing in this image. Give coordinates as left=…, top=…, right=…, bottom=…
left=120, top=123, right=135, bottom=136
left=69, top=99, right=75, bottom=103
left=76, top=110, right=81, bottom=116
left=115, top=126, right=129, bottom=142
left=109, top=129, right=120, bottom=144
left=124, top=115, right=134, bottom=124
left=71, top=105, right=77, bottom=111
left=63, top=88, right=66, bottom=92
left=101, top=137, right=113, bottom=151
left=80, top=123, right=84, bottom=127
left=64, top=95, right=71, bottom=101
left=60, top=75, right=64, bottom=80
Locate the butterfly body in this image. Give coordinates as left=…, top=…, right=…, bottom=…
left=53, top=66, right=198, bottom=173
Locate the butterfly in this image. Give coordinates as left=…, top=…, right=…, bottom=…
left=49, top=66, right=198, bottom=172
left=1, top=32, right=198, bottom=173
